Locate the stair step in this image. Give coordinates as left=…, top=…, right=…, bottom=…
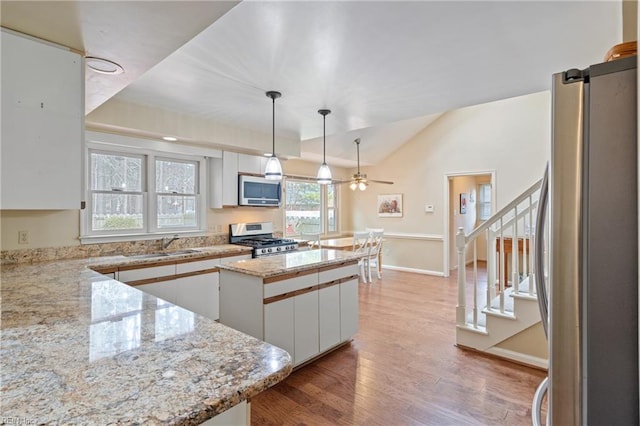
left=456, top=323, right=488, bottom=335
left=483, top=308, right=517, bottom=320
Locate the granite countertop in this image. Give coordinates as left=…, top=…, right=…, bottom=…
left=1, top=247, right=292, bottom=425
left=218, top=249, right=362, bottom=278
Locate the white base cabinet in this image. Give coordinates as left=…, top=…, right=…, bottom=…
left=264, top=298, right=295, bottom=359
left=319, top=285, right=341, bottom=352
left=220, top=260, right=359, bottom=366
left=112, top=253, right=250, bottom=321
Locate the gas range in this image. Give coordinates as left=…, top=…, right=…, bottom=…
left=229, top=222, right=299, bottom=258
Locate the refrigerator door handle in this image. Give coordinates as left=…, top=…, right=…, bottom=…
left=534, top=163, right=549, bottom=338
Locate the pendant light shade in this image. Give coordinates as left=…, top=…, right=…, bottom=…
left=316, top=109, right=332, bottom=184
left=264, top=91, right=283, bottom=180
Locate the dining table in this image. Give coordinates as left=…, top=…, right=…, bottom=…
left=318, top=236, right=383, bottom=275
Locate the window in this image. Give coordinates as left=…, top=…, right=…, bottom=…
left=478, top=183, right=492, bottom=220
left=90, top=151, right=145, bottom=232
left=155, top=158, right=198, bottom=229
left=85, top=146, right=204, bottom=238
left=284, top=179, right=339, bottom=237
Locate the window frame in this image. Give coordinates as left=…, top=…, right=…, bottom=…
left=283, top=177, right=340, bottom=238
left=82, top=142, right=207, bottom=242
left=477, top=183, right=492, bottom=221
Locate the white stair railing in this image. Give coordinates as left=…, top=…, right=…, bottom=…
left=456, top=179, right=542, bottom=330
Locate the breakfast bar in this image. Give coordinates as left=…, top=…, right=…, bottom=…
left=1, top=250, right=292, bottom=425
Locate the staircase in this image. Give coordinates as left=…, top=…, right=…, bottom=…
left=455, top=179, right=548, bottom=368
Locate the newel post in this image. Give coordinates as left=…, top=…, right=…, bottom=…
left=456, top=227, right=467, bottom=326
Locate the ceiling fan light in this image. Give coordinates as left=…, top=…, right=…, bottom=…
left=264, top=155, right=283, bottom=180
left=350, top=182, right=358, bottom=191
left=358, top=181, right=367, bottom=191
left=317, top=162, right=332, bottom=184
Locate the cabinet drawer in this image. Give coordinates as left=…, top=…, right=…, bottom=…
left=118, top=265, right=176, bottom=283
left=318, top=262, right=358, bottom=284
left=176, top=258, right=220, bottom=274
left=264, top=272, right=317, bottom=299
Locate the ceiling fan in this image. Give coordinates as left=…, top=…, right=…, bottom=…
left=339, top=138, right=394, bottom=191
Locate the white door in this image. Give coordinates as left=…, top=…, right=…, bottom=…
left=319, top=285, right=341, bottom=352
left=137, top=280, right=177, bottom=304
left=264, top=298, right=294, bottom=359
left=294, top=291, right=319, bottom=365
left=174, top=272, right=220, bottom=320
left=340, top=278, right=359, bottom=341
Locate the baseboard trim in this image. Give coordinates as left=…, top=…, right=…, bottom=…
left=382, top=265, right=445, bottom=277
left=485, top=346, right=548, bottom=370
left=456, top=343, right=548, bottom=372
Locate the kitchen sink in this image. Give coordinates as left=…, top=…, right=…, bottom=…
left=126, top=249, right=201, bottom=259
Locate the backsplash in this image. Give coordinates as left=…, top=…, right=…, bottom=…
left=0, top=234, right=229, bottom=265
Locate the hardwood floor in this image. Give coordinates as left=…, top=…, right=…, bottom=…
left=251, top=269, right=547, bottom=425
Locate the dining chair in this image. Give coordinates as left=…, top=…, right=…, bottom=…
left=352, top=231, right=372, bottom=282
left=300, top=232, right=321, bottom=250
left=366, top=230, right=384, bottom=282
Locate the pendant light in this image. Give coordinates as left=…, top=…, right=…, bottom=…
left=316, top=109, right=332, bottom=184
left=264, top=91, right=283, bottom=180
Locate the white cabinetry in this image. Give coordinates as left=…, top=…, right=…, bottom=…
left=209, top=152, right=269, bottom=208
left=264, top=298, right=295, bottom=359
left=114, top=255, right=243, bottom=321
left=318, top=284, right=341, bottom=352
left=1, top=30, right=83, bottom=209
left=293, top=290, right=320, bottom=364
left=220, top=261, right=359, bottom=367
left=238, top=154, right=267, bottom=175
left=340, top=278, right=359, bottom=341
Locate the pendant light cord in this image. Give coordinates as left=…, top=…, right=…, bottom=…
left=323, top=114, right=326, bottom=163
left=272, top=96, right=276, bottom=156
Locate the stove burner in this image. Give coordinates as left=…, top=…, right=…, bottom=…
left=229, top=222, right=298, bottom=257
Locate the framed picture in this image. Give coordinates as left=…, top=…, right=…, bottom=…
left=378, top=193, right=403, bottom=217
left=459, top=193, right=468, bottom=214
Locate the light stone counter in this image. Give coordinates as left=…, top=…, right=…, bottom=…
left=1, top=249, right=292, bottom=425
left=217, top=249, right=363, bottom=278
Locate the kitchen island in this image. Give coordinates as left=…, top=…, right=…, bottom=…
left=0, top=247, right=292, bottom=425
left=219, top=249, right=362, bottom=367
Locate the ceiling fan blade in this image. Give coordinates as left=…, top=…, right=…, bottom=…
left=368, top=179, right=394, bottom=185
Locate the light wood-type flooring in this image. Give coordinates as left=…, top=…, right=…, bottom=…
left=251, top=269, right=547, bottom=425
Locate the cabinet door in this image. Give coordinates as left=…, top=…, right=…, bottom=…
left=340, top=278, right=359, bottom=341
left=238, top=153, right=266, bottom=174
left=137, top=280, right=177, bottom=304
left=294, top=291, right=319, bottom=365
left=222, top=151, right=239, bottom=207
left=174, top=272, right=220, bottom=320
left=1, top=31, right=83, bottom=209
left=264, top=298, right=294, bottom=359
left=319, top=285, right=341, bottom=352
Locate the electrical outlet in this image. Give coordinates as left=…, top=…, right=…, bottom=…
left=18, top=230, right=29, bottom=245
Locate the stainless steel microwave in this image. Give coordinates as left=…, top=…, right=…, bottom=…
left=238, top=175, right=281, bottom=206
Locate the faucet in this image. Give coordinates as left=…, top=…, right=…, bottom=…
left=162, top=234, right=180, bottom=250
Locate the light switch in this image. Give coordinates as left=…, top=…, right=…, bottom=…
left=425, top=204, right=434, bottom=213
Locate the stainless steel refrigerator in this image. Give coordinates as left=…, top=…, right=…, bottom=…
left=533, top=55, right=638, bottom=425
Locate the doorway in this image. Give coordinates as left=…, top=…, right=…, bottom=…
left=442, top=171, right=495, bottom=276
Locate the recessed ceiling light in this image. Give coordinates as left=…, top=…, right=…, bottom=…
left=85, top=57, right=124, bottom=75
left=163, top=136, right=178, bottom=142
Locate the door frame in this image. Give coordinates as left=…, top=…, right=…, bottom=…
left=442, top=170, right=496, bottom=277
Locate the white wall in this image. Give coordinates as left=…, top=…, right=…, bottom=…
left=351, top=91, right=551, bottom=274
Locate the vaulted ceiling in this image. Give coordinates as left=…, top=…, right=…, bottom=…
left=1, top=1, right=622, bottom=166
